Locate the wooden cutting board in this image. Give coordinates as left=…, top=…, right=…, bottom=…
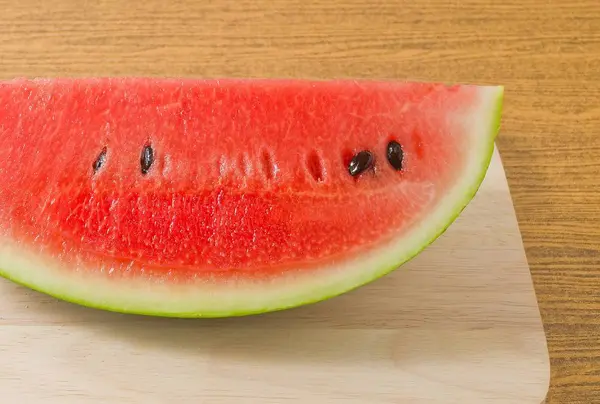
left=0, top=147, right=549, bottom=403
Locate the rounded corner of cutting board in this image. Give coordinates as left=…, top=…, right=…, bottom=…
left=488, top=149, right=551, bottom=404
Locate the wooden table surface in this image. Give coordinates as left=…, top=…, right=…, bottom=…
left=0, top=0, right=598, bottom=402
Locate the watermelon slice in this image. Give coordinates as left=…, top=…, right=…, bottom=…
left=0, top=78, right=502, bottom=317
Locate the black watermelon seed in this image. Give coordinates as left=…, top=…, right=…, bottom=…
left=348, top=150, right=374, bottom=177
left=92, top=147, right=107, bottom=173
left=140, top=144, right=154, bottom=174
left=386, top=141, right=404, bottom=170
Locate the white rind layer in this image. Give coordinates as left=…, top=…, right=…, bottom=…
left=0, top=85, right=503, bottom=317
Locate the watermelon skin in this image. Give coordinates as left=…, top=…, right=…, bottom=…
left=0, top=78, right=503, bottom=317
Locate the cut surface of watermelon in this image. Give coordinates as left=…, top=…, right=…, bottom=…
left=0, top=78, right=502, bottom=317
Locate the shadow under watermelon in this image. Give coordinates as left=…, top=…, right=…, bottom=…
left=1, top=240, right=527, bottom=371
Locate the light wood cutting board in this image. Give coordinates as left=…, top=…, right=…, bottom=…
left=0, top=147, right=549, bottom=403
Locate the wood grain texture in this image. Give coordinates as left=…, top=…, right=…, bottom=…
left=0, top=152, right=550, bottom=403
left=0, top=0, right=597, bottom=402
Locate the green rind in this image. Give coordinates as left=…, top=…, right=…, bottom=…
left=0, top=85, right=504, bottom=318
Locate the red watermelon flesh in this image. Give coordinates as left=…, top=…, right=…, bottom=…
left=0, top=78, right=503, bottom=317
